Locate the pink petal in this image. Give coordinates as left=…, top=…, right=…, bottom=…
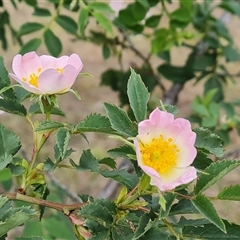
left=155, top=167, right=197, bottom=191
left=138, top=108, right=175, bottom=143
left=134, top=108, right=197, bottom=192
left=67, top=53, right=83, bottom=74
left=9, top=73, right=42, bottom=94
left=40, top=55, right=69, bottom=70
left=38, top=65, right=77, bottom=94
left=167, top=118, right=197, bottom=167
left=12, top=52, right=42, bottom=80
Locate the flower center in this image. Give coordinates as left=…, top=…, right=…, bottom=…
left=23, top=68, right=41, bottom=87
left=56, top=68, right=63, bottom=74
left=140, top=134, right=180, bottom=175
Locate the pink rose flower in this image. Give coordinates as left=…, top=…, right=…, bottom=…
left=9, top=51, right=83, bottom=95
left=134, top=108, right=197, bottom=191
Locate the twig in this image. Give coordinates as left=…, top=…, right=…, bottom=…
left=2, top=192, right=85, bottom=215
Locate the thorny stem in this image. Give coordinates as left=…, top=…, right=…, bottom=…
left=3, top=193, right=85, bottom=215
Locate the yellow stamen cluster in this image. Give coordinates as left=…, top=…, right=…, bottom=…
left=23, top=68, right=42, bottom=87
left=56, top=68, right=63, bottom=74
left=140, top=134, right=180, bottom=175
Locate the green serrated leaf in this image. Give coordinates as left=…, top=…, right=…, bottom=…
left=217, top=184, right=240, bottom=201
left=8, top=163, right=25, bottom=176
left=14, top=86, right=31, bottom=102
left=218, top=1, right=240, bottom=17
left=100, top=169, right=138, bottom=189
left=104, top=102, right=137, bottom=137
left=43, top=157, right=55, bottom=172
left=70, top=149, right=99, bottom=173
left=102, top=44, right=110, bottom=60
left=127, top=68, right=150, bottom=122
left=145, top=14, right=161, bottom=28
left=194, top=160, right=240, bottom=194
left=80, top=199, right=115, bottom=227
left=0, top=124, right=21, bottom=170
left=98, top=157, right=116, bottom=169
left=75, top=113, right=114, bottom=134
left=158, top=64, right=194, bottom=83
left=183, top=220, right=240, bottom=239
left=132, top=214, right=152, bottom=239
left=33, top=7, right=51, bottom=17
left=29, top=102, right=65, bottom=117
left=44, top=29, right=62, bottom=57
left=160, top=104, right=179, bottom=116
left=108, top=145, right=135, bottom=159
left=178, top=216, right=210, bottom=227
left=194, top=127, right=224, bottom=157
left=192, top=150, right=213, bottom=171
left=0, top=97, right=27, bottom=116
left=170, top=199, right=198, bottom=215
left=35, top=120, right=64, bottom=131
left=78, top=7, right=89, bottom=35
left=111, top=218, right=135, bottom=240
left=0, top=203, right=37, bottom=237
left=18, top=22, right=44, bottom=37
left=55, top=128, right=71, bottom=159
left=55, top=15, right=78, bottom=35
left=93, top=12, right=113, bottom=36
left=0, top=196, right=8, bottom=209
left=159, top=192, right=176, bottom=219
left=88, top=2, right=114, bottom=12
left=191, top=194, right=226, bottom=233
left=19, top=38, right=41, bottom=55
left=141, top=227, right=171, bottom=240
left=0, top=77, right=17, bottom=100
left=0, top=57, right=10, bottom=84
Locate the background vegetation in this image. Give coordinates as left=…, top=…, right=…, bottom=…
left=1, top=0, right=240, bottom=238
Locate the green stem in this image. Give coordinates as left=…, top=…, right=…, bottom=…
left=161, top=0, right=170, bottom=16
left=173, top=192, right=193, bottom=200
left=29, top=131, right=52, bottom=171
left=28, top=144, right=39, bottom=171
left=3, top=192, right=85, bottom=215
left=57, top=164, right=75, bottom=170
left=162, top=218, right=180, bottom=239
